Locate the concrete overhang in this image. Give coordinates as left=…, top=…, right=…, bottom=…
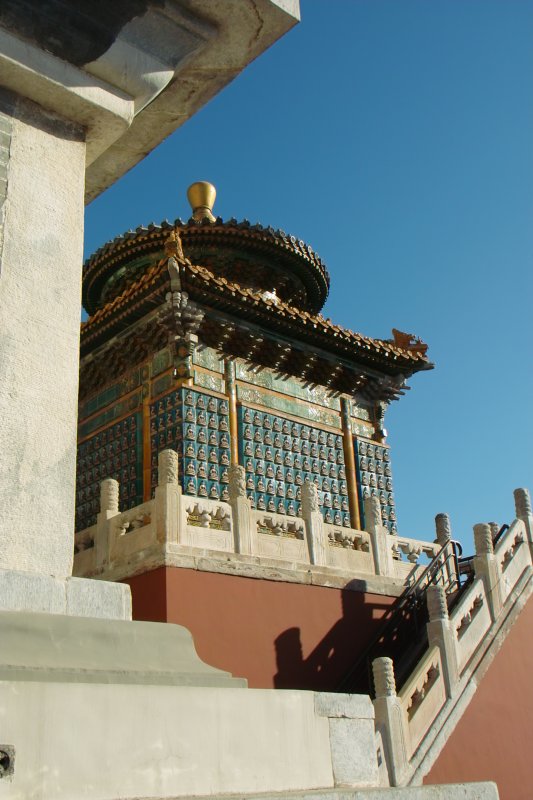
left=0, top=0, right=299, bottom=203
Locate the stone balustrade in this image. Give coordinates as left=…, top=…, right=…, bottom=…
left=74, top=449, right=445, bottom=585
left=372, top=486, right=533, bottom=787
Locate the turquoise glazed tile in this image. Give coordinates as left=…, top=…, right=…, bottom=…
left=354, top=437, right=396, bottom=535
left=193, top=346, right=224, bottom=374
left=149, top=387, right=231, bottom=503
left=236, top=361, right=340, bottom=411
left=75, top=411, right=143, bottom=532
left=238, top=405, right=350, bottom=526
left=237, top=386, right=341, bottom=429
left=193, top=371, right=225, bottom=393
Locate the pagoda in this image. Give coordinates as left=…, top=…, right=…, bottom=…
left=75, top=181, right=434, bottom=689
left=78, top=181, right=431, bottom=533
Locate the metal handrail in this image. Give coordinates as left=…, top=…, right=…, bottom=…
left=493, top=523, right=510, bottom=548
left=337, top=539, right=462, bottom=695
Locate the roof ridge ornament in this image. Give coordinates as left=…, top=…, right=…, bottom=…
left=187, top=181, right=217, bottom=223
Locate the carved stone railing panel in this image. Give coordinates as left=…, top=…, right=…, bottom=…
left=399, top=646, right=445, bottom=758
left=391, top=536, right=440, bottom=565
left=184, top=498, right=232, bottom=531
left=253, top=511, right=305, bottom=540
left=325, top=524, right=370, bottom=552
left=450, top=578, right=491, bottom=674
left=495, top=519, right=528, bottom=603
left=111, top=500, right=154, bottom=536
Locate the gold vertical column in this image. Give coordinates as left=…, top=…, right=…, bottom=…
left=341, top=397, right=361, bottom=530
left=225, top=359, right=239, bottom=465
left=142, top=380, right=152, bottom=501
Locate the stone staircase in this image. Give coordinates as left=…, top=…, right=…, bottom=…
left=365, top=489, right=533, bottom=788
left=69, top=451, right=533, bottom=798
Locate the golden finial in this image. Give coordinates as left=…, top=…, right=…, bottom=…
left=187, top=181, right=217, bottom=222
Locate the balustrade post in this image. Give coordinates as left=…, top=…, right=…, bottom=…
left=365, top=496, right=394, bottom=577
left=155, top=449, right=181, bottom=545
left=488, top=522, right=500, bottom=542
left=426, top=584, right=459, bottom=696
left=372, top=657, right=409, bottom=786
left=434, top=513, right=451, bottom=546
left=95, top=478, right=120, bottom=568
left=514, top=487, right=533, bottom=547
left=301, top=481, right=328, bottom=566
left=228, top=465, right=253, bottom=555
left=434, top=514, right=458, bottom=590
left=473, top=522, right=503, bottom=621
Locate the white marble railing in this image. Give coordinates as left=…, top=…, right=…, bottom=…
left=372, top=487, right=533, bottom=787
left=399, top=646, right=445, bottom=758
left=74, top=449, right=447, bottom=583
left=392, top=535, right=440, bottom=564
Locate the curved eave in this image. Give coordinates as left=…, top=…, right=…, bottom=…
left=80, top=259, right=433, bottom=376
left=82, top=218, right=330, bottom=316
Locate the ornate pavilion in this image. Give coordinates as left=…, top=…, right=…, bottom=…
left=76, top=181, right=431, bottom=541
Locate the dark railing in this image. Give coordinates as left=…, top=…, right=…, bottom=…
left=452, top=523, right=510, bottom=611
left=493, top=523, right=510, bottom=548
left=337, top=539, right=463, bottom=697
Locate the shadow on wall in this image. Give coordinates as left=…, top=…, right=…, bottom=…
left=274, top=581, right=395, bottom=691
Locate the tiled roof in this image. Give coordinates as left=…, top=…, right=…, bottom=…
left=82, top=217, right=330, bottom=316
left=81, top=257, right=431, bottom=374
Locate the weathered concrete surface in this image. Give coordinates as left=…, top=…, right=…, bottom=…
left=0, top=1, right=300, bottom=202
left=0, top=610, right=246, bottom=686
left=0, top=569, right=132, bottom=619
left=316, top=694, right=378, bottom=788
left=84, top=0, right=301, bottom=201
left=163, top=785, right=499, bottom=800
left=0, top=684, right=336, bottom=800
left=0, top=94, right=85, bottom=578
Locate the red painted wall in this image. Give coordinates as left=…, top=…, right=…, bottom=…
left=425, top=596, right=533, bottom=800
left=127, top=566, right=396, bottom=690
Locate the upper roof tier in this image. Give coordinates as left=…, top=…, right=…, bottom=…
left=82, top=182, right=330, bottom=316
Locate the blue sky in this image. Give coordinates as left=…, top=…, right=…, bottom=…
left=84, top=1, right=533, bottom=553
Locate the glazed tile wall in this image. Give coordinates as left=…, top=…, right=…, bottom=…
left=238, top=406, right=351, bottom=526
left=355, top=438, right=397, bottom=534
left=150, top=388, right=231, bottom=502
left=76, top=412, right=143, bottom=532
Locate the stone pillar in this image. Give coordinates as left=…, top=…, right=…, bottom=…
left=301, top=481, right=328, bottom=566
left=155, top=449, right=181, bottom=544
left=228, top=465, right=253, bottom=555
left=340, top=398, right=361, bottom=529
left=514, top=487, right=533, bottom=546
left=0, top=90, right=85, bottom=578
left=372, top=656, right=409, bottom=786
left=366, top=496, right=393, bottom=577
left=95, top=479, right=120, bottom=569
left=473, top=522, right=503, bottom=621
left=426, top=584, right=459, bottom=696
left=434, top=513, right=459, bottom=589
left=488, top=522, right=500, bottom=541
left=435, top=513, right=452, bottom=547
